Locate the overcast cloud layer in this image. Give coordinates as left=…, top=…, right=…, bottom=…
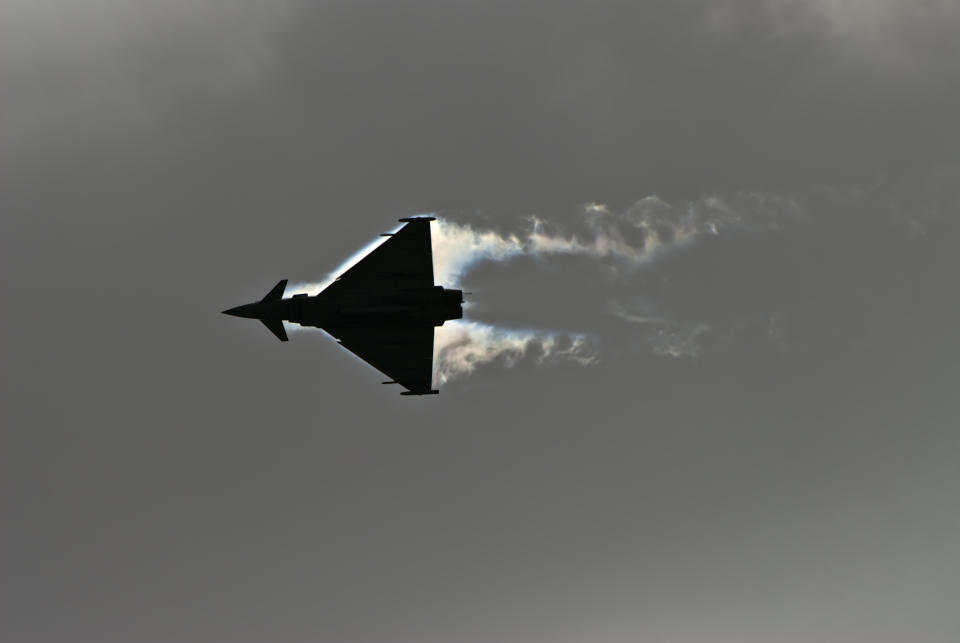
left=2, top=2, right=959, bottom=643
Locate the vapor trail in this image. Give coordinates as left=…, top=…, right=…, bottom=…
left=432, top=193, right=797, bottom=287
left=433, top=321, right=596, bottom=385
left=423, top=193, right=804, bottom=379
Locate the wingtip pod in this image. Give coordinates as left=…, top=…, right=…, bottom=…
left=400, top=389, right=440, bottom=396
left=398, top=216, right=436, bottom=223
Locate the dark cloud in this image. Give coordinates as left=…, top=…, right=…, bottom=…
left=2, top=2, right=959, bottom=642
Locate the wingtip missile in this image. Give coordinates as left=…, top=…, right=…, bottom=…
left=398, top=216, right=436, bottom=223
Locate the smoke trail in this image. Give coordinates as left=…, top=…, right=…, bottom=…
left=433, top=321, right=596, bottom=385
left=432, top=192, right=799, bottom=287
left=425, top=193, right=802, bottom=377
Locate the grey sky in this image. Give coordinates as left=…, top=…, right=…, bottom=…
left=2, top=2, right=959, bottom=642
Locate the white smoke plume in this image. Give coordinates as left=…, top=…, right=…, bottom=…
left=433, top=321, right=596, bottom=385
left=425, top=193, right=802, bottom=378
left=432, top=192, right=798, bottom=287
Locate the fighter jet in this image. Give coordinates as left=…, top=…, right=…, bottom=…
left=222, top=217, right=463, bottom=396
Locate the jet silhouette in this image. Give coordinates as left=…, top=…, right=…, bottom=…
left=223, top=217, right=463, bottom=395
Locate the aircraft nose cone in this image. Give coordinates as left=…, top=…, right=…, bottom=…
left=222, top=303, right=258, bottom=318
